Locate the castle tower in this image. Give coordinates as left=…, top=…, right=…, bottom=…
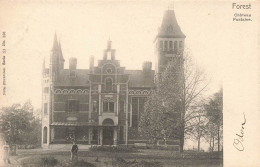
left=154, top=9, right=186, bottom=78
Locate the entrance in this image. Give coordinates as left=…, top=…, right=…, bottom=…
left=103, top=127, right=114, bottom=145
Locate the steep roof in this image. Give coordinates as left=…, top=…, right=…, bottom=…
left=125, top=70, right=155, bottom=88
left=56, top=69, right=90, bottom=86
left=157, top=10, right=185, bottom=38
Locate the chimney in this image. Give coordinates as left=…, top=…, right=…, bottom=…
left=142, top=61, right=152, bottom=73
left=69, top=57, right=77, bottom=70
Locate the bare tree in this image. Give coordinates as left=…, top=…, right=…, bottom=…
left=139, top=49, right=209, bottom=152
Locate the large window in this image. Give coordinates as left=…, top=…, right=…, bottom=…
left=131, top=97, right=147, bottom=128
left=66, top=100, right=79, bottom=112
left=103, top=102, right=114, bottom=113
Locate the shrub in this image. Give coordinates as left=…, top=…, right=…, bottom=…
left=57, top=159, right=96, bottom=167
left=40, top=156, right=58, bottom=167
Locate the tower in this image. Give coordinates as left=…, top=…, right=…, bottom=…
left=49, top=33, right=64, bottom=82
left=154, top=9, right=186, bottom=78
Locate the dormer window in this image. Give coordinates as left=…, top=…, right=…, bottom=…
left=105, top=78, right=113, bottom=92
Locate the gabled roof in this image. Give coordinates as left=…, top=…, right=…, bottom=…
left=157, top=10, right=185, bottom=38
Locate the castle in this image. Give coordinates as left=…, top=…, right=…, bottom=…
left=41, top=9, right=185, bottom=148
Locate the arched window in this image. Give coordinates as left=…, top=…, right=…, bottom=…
left=105, top=78, right=113, bottom=92
left=43, top=127, right=47, bottom=144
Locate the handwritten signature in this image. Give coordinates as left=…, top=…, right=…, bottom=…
left=233, top=112, right=246, bottom=151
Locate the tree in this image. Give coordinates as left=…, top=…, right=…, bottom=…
left=139, top=50, right=209, bottom=152
left=189, top=108, right=208, bottom=152
left=204, top=89, right=223, bottom=152
left=0, top=100, right=42, bottom=151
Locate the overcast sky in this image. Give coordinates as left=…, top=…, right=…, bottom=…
left=0, top=0, right=258, bottom=109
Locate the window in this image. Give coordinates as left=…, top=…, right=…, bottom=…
left=92, top=100, right=99, bottom=112
left=160, top=41, right=163, bottom=50
left=131, top=97, right=147, bottom=128
left=132, top=97, right=138, bottom=127
left=44, top=103, right=48, bottom=115
left=174, top=41, right=177, bottom=51
left=164, top=41, right=168, bottom=51
left=105, top=78, right=113, bottom=92
left=106, top=68, right=112, bottom=74
left=66, top=100, right=79, bottom=112
left=169, top=41, right=173, bottom=50
left=103, top=102, right=114, bottom=113
left=179, top=41, right=183, bottom=48
left=44, top=87, right=49, bottom=93
left=43, top=127, right=47, bottom=144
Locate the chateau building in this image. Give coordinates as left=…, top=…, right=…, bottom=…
left=41, top=9, right=185, bottom=148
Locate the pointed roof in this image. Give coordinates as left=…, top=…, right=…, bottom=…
left=58, top=39, right=65, bottom=61
left=157, top=10, right=185, bottom=38
left=52, top=32, right=59, bottom=50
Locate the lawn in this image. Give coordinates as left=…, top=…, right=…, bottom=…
left=17, top=148, right=223, bottom=167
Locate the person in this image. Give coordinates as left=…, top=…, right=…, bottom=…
left=71, top=141, right=78, bottom=162
left=3, top=141, right=10, bottom=164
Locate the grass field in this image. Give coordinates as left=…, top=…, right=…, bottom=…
left=14, top=148, right=223, bottom=167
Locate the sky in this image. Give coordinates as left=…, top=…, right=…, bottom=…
left=0, top=0, right=230, bottom=108
left=0, top=1, right=260, bottom=165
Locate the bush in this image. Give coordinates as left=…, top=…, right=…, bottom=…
left=40, top=156, right=58, bottom=167
left=89, top=145, right=138, bottom=153
left=57, top=159, right=96, bottom=167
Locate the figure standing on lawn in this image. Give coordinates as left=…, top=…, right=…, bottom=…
left=3, top=141, right=10, bottom=164
left=71, top=141, right=78, bottom=162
